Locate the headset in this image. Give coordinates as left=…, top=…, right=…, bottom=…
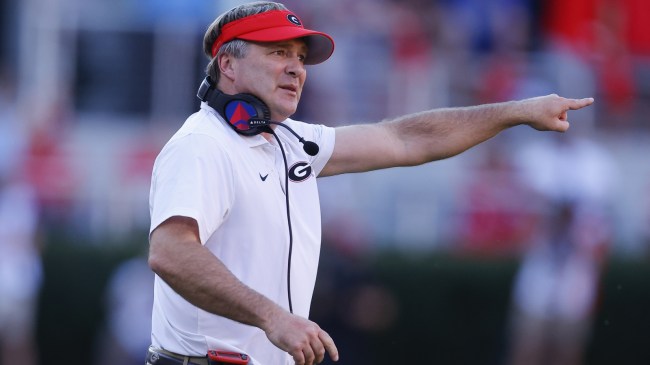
left=197, top=76, right=320, bottom=313
left=197, top=76, right=319, bottom=155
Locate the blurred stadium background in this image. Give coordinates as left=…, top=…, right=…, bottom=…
left=1, top=0, right=649, bottom=364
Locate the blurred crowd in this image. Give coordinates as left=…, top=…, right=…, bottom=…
left=1, top=0, right=650, bottom=364
left=1, top=0, right=648, bottom=247
left=0, top=0, right=648, bottom=248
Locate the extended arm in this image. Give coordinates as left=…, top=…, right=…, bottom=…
left=148, top=216, right=338, bottom=365
left=321, top=94, right=594, bottom=176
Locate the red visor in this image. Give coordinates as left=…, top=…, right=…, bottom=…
left=211, top=10, right=334, bottom=65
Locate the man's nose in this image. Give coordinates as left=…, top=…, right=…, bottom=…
left=286, top=58, right=305, bottom=77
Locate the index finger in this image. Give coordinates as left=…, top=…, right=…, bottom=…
left=568, top=97, right=595, bottom=110
left=318, top=330, right=339, bottom=362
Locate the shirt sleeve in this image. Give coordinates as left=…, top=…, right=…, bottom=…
left=149, top=133, right=235, bottom=244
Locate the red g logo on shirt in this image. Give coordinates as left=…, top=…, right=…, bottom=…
left=288, top=162, right=312, bottom=182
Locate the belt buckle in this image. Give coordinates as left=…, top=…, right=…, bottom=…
left=147, top=349, right=161, bottom=364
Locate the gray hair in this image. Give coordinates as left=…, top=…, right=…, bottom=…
left=203, top=1, right=288, bottom=83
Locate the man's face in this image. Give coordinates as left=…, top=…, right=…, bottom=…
left=230, top=39, right=308, bottom=121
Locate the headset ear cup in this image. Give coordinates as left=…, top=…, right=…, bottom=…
left=200, top=79, right=272, bottom=136
left=241, top=93, right=271, bottom=121
left=233, top=93, right=271, bottom=135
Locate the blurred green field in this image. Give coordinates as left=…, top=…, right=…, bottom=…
left=35, top=240, right=650, bottom=365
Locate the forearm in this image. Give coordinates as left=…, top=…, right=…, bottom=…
left=382, top=100, right=521, bottom=165
left=149, top=231, right=282, bottom=332
left=323, top=94, right=591, bottom=176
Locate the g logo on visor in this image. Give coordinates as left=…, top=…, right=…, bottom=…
left=287, top=14, right=302, bottom=26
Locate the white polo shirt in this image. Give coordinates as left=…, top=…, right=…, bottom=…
left=149, top=102, right=336, bottom=365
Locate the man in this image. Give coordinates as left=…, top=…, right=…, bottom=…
left=147, top=2, right=594, bottom=365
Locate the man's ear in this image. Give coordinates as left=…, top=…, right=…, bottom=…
left=218, top=53, right=236, bottom=82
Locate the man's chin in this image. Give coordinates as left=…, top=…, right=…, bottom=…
left=271, top=106, right=298, bottom=121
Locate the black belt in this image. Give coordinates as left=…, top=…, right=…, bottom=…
left=146, top=347, right=209, bottom=365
